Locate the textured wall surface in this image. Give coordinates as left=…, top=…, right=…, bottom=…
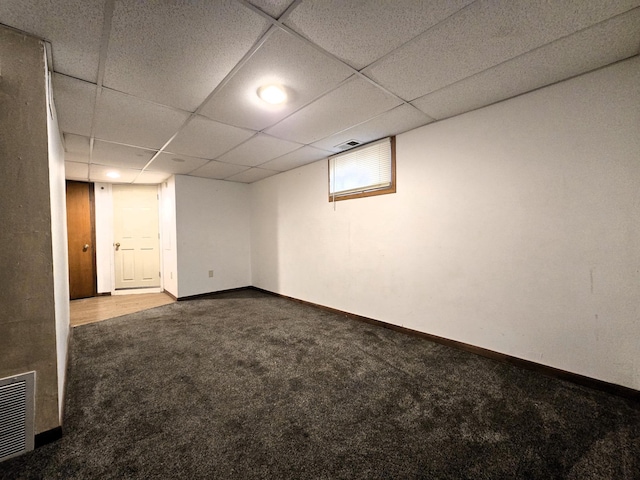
left=250, top=57, right=640, bottom=390
left=175, top=175, right=251, bottom=298
left=0, top=26, right=60, bottom=433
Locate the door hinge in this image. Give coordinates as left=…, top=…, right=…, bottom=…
left=159, top=271, right=161, bottom=278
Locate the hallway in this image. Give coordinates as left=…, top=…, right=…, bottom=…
left=70, top=293, right=175, bottom=327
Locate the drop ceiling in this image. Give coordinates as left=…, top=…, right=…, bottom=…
left=1, top=0, right=639, bottom=185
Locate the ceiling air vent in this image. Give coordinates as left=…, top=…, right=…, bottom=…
left=335, top=140, right=361, bottom=150
left=0, top=372, right=35, bottom=463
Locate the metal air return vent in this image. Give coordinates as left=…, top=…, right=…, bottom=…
left=0, top=372, right=35, bottom=462
left=335, top=139, right=361, bottom=150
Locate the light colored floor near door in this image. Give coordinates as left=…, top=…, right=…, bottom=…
left=70, top=292, right=175, bottom=327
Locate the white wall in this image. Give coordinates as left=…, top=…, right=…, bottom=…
left=46, top=70, right=70, bottom=421
left=94, top=182, right=114, bottom=293
left=250, top=57, right=640, bottom=390
left=161, top=177, right=178, bottom=297
left=175, top=175, right=251, bottom=298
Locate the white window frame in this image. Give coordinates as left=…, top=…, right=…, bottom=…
left=328, top=136, right=396, bottom=202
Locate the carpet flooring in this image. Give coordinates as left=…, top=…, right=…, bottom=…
left=2, top=289, right=639, bottom=479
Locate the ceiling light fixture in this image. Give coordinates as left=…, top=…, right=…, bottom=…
left=106, top=171, right=120, bottom=179
left=258, top=84, right=287, bottom=105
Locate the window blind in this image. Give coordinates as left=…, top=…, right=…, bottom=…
left=329, top=137, right=392, bottom=197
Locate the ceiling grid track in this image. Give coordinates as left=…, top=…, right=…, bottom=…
left=87, top=0, right=116, bottom=182
left=404, top=5, right=640, bottom=121
left=135, top=24, right=280, bottom=181
left=9, top=0, right=636, bottom=184
left=237, top=0, right=414, bottom=108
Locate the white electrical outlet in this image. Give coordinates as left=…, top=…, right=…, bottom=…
left=170, top=272, right=173, bottom=279
left=208, top=270, right=214, bottom=278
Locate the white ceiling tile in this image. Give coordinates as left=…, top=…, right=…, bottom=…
left=92, top=140, right=155, bottom=170
left=89, top=164, right=140, bottom=183
left=311, top=104, right=433, bottom=153
left=246, top=0, right=294, bottom=18
left=265, top=76, right=402, bottom=144
left=134, top=171, right=171, bottom=184
left=216, top=134, right=302, bottom=167
left=412, top=9, right=640, bottom=120
left=259, top=146, right=332, bottom=171
left=365, top=0, right=640, bottom=100
left=284, top=0, right=474, bottom=69
left=145, top=153, right=209, bottom=175
left=189, top=161, right=249, bottom=180
left=63, top=133, right=90, bottom=158
left=52, top=74, right=97, bottom=137
left=103, top=1, right=270, bottom=111
left=94, top=89, right=189, bottom=150
left=0, top=0, right=104, bottom=81
left=225, top=168, right=280, bottom=183
left=63, top=133, right=90, bottom=164
left=200, top=28, right=352, bottom=130
left=65, top=161, right=89, bottom=181
left=166, top=116, right=255, bottom=160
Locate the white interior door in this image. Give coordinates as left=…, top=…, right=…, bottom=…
left=113, top=185, right=160, bottom=290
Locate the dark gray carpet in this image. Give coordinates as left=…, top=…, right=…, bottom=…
left=2, top=289, right=639, bottom=479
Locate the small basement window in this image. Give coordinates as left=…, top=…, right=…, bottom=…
left=328, top=136, right=396, bottom=202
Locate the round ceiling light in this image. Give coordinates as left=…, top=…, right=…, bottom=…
left=258, top=84, right=287, bottom=105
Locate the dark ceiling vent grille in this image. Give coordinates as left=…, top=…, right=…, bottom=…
left=335, top=139, right=361, bottom=150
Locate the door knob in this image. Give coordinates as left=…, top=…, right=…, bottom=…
left=114, top=242, right=121, bottom=251
left=83, top=244, right=90, bottom=252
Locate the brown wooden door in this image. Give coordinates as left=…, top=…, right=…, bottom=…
left=66, top=181, right=96, bottom=299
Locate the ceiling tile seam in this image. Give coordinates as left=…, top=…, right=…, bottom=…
left=193, top=25, right=277, bottom=117
left=221, top=167, right=251, bottom=180
left=406, top=103, right=437, bottom=123
left=250, top=145, right=319, bottom=170
left=99, top=85, right=194, bottom=115
left=225, top=167, right=277, bottom=181
left=192, top=114, right=267, bottom=134
left=187, top=162, right=251, bottom=178
left=95, top=0, right=116, bottom=88
left=90, top=136, right=159, bottom=152
left=88, top=0, right=116, bottom=175
left=181, top=129, right=306, bottom=170
left=235, top=0, right=285, bottom=29
left=133, top=115, right=196, bottom=183
left=89, top=161, right=143, bottom=171
left=276, top=0, right=304, bottom=22
left=307, top=105, right=432, bottom=149
left=254, top=74, right=357, bottom=133
left=206, top=131, right=263, bottom=163
left=360, top=0, right=480, bottom=75
left=134, top=24, right=280, bottom=183
left=146, top=64, right=356, bottom=176
left=413, top=53, right=640, bottom=129
left=238, top=1, right=417, bottom=109
left=52, top=71, right=99, bottom=89
left=408, top=5, right=640, bottom=113
left=235, top=2, right=368, bottom=79
left=189, top=152, right=277, bottom=174
left=360, top=3, right=640, bottom=105
left=0, top=21, right=49, bottom=42
left=155, top=140, right=267, bottom=174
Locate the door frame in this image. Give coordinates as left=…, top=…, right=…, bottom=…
left=106, top=184, right=164, bottom=295
left=92, top=182, right=165, bottom=295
